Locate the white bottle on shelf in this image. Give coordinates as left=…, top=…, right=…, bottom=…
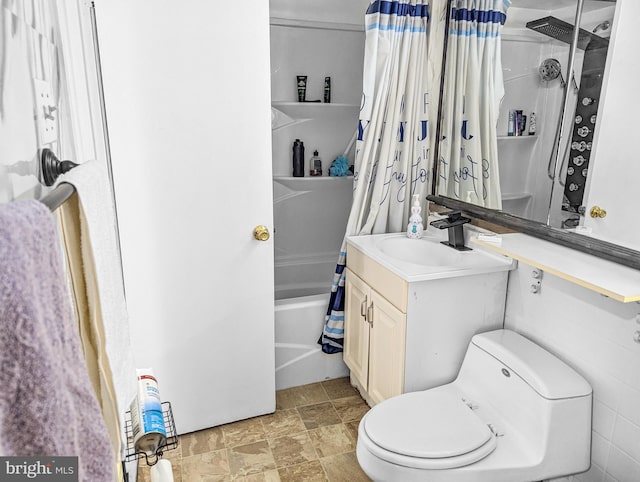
left=528, top=112, right=536, bottom=135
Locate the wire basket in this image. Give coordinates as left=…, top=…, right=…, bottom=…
left=124, top=401, right=179, bottom=466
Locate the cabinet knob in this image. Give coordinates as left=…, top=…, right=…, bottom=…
left=589, top=206, right=607, bottom=219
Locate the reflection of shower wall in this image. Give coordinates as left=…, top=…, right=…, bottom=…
left=498, top=33, right=585, bottom=223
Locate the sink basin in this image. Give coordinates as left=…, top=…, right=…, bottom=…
left=376, top=236, right=462, bottom=267
left=347, top=232, right=514, bottom=282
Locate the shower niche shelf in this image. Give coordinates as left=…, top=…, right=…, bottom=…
left=274, top=175, right=353, bottom=181
left=272, top=101, right=359, bottom=120
left=497, top=135, right=539, bottom=141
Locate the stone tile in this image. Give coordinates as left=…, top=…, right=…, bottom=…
left=182, top=449, right=230, bottom=480
left=136, top=466, right=151, bottom=482
left=164, top=382, right=374, bottom=482
left=239, top=469, right=281, bottom=482
left=162, top=446, right=182, bottom=463
left=193, top=476, right=231, bottom=482
left=269, top=432, right=318, bottom=468
left=321, top=378, right=358, bottom=400
left=181, top=426, right=225, bottom=456
left=170, top=460, right=183, bottom=482
left=297, top=402, right=342, bottom=430
left=222, top=417, right=266, bottom=448
left=137, top=455, right=182, bottom=482
left=308, top=424, right=356, bottom=458
left=276, top=383, right=329, bottom=410
left=227, top=440, right=276, bottom=478
left=277, top=460, right=329, bottom=482
left=261, top=409, right=306, bottom=440
left=320, top=452, right=371, bottom=482
left=344, top=421, right=360, bottom=443
left=331, top=396, right=370, bottom=423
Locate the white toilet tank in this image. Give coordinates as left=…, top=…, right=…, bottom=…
left=455, top=330, right=593, bottom=478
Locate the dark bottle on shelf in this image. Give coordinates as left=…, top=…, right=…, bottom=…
left=292, top=139, right=305, bottom=177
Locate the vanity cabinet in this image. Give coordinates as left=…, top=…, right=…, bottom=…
left=344, top=269, right=406, bottom=405
left=344, top=235, right=512, bottom=407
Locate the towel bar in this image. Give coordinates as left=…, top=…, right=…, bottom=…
left=39, top=148, right=78, bottom=211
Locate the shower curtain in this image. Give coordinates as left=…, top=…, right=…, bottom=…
left=320, top=0, right=432, bottom=354
left=437, top=0, right=510, bottom=209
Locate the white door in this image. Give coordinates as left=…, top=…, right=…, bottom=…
left=94, top=0, right=275, bottom=434
left=583, top=0, right=640, bottom=252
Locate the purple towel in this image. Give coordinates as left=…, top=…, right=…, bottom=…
left=0, top=200, right=114, bottom=481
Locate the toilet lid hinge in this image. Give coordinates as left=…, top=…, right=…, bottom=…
left=461, top=398, right=478, bottom=410
left=487, top=423, right=504, bottom=437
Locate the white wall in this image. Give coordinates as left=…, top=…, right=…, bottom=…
left=270, top=0, right=371, bottom=26
left=270, top=25, right=364, bottom=175
left=0, top=0, right=103, bottom=203
left=269, top=0, right=367, bottom=176
left=504, top=263, right=640, bottom=482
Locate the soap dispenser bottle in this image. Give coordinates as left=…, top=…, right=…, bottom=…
left=406, top=194, right=424, bottom=239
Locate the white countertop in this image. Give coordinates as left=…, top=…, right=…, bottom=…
left=346, top=229, right=514, bottom=283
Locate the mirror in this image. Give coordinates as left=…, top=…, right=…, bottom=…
left=431, top=0, right=640, bottom=270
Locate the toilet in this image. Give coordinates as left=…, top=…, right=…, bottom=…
left=356, top=329, right=593, bottom=482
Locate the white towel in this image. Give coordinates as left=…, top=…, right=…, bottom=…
left=57, top=160, right=136, bottom=452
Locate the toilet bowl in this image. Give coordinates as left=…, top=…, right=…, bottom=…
left=356, top=329, right=592, bottom=482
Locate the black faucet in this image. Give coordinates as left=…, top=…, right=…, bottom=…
left=429, top=211, right=472, bottom=251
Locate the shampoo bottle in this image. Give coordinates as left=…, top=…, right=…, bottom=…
left=292, top=139, right=305, bottom=177
left=310, top=150, right=322, bottom=176
left=528, top=112, right=536, bottom=135
left=406, top=194, right=424, bottom=239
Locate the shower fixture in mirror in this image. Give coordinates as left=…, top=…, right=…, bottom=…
left=430, top=0, right=640, bottom=270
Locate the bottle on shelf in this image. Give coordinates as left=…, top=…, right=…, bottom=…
left=309, top=150, right=322, bottom=176
left=292, top=139, right=305, bottom=177
left=528, top=112, right=536, bottom=136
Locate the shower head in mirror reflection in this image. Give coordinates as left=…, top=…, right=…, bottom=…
left=539, top=58, right=578, bottom=92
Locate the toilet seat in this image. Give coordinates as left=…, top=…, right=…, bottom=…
left=362, top=389, right=497, bottom=470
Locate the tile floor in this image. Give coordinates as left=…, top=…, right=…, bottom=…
left=137, top=377, right=372, bottom=481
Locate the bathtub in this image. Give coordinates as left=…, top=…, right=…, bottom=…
left=273, top=176, right=352, bottom=390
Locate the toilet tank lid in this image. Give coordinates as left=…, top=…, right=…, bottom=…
left=471, top=330, right=592, bottom=400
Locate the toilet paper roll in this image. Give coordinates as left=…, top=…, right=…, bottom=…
left=150, top=459, right=174, bottom=482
